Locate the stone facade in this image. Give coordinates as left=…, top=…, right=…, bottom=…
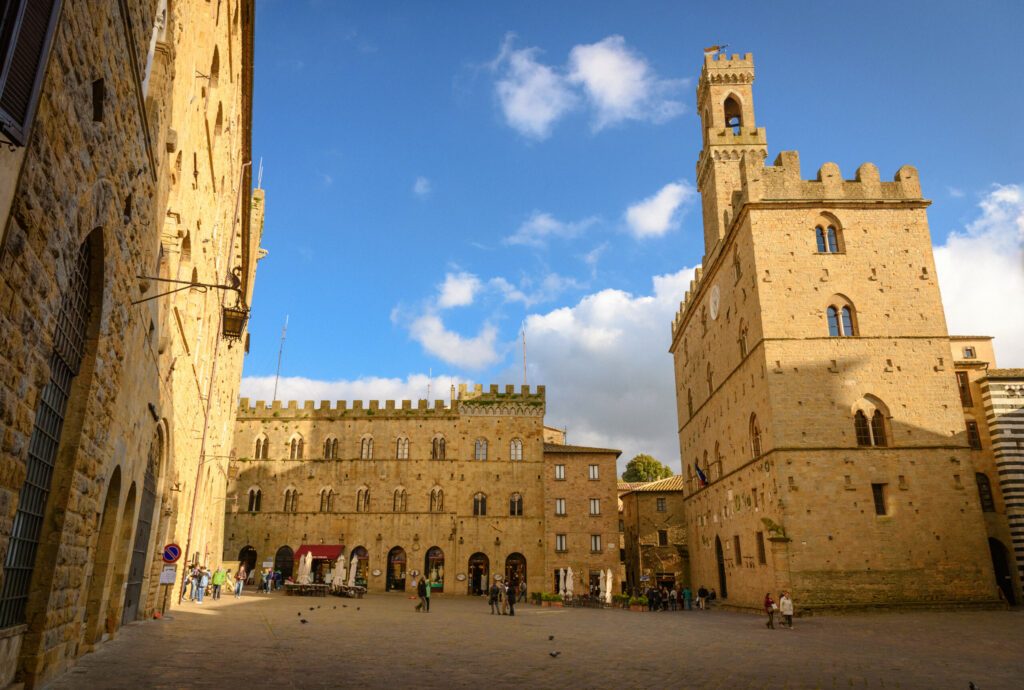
left=224, top=385, right=621, bottom=597
left=668, top=51, right=999, bottom=611
left=0, top=1, right=261, bottom=686
left=620, top=476, right=688, bottom=593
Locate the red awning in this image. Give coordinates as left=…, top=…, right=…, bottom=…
left=293, top=544, right=344, bottom=562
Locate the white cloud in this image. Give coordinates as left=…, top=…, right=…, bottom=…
left=509, top=266, right=696, bottom=473
left=240, top=373, right=461, bottom=405
left=492, top=34, right=577, bottom=140
left=567, top=35, right=685, bottom=130
left=490, top=272, right=582, bottom=307
left=504, top=211, right=598, bottom=247
left=947, top=186, right=965, bottom=198
left=935, top=184, right=1024, bottom=364
left=625, top=181, right=695, bottom=238
left=409, top=314, right=501, bottom=370
left=413, top=176, right=432, bottom=198
left=437, top=272, right=482, bottom=308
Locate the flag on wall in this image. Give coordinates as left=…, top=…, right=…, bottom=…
left=695, top=463, right=708, bottom=487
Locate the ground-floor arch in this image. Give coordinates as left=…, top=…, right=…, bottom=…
left=424, top=546, right=444, bottom=592
left=238, top=546, right=257, bottom=583
left=989, top=537, right=1016, bottom=605
left=505, top=552, right=526, bottom=589
left=350, top=546, right=368, bottom=588
left=715, top=535, right=727, bottom=599
left=386, top=546, right=407, bottom=592
left=84, top=466, right=122, bottom=644
left=468, top=552, right=489, bottom=595
left=274, top=545, right=294, bottom=580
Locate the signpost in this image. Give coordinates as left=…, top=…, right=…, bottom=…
left=161, top=543, right=182, bottom=614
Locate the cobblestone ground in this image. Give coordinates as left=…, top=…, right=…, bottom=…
left=46, top=589, right=1024, bottom=689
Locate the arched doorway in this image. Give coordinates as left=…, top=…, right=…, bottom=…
left=85, top=467, right=122, bottom=644
left=124, top=435, right=160, bottom=625
left=424, top=546, right=445, bottom=592
left=989, top=538, right=1016, bottom=605
left=350, top=546, right=368, bottom=587
left=238, top=546, right=257, bottom=583
left=386, top=546, right=407, bottom=591
left=505, top=552, right=527, bottom=589
left=274, top=545, right=294, bottom=580
left=715, top=536, right=728, bottom=599
left=468, top=552, right=489, bottom=595
left=105, top=482, right=138, bottom=631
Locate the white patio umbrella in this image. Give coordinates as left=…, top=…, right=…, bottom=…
left=304, top=552, right=314, bottom=583
left=559, top=568, right=566, bottom=597
left=347, top=554, right=359, bottom=587
left=332, top=555, right=346, bottom=586
left=598, top=570, right=606, bottom=600
left=566, top=567, right=574, bottom=598
left=605, top=569, right=613, bottom=604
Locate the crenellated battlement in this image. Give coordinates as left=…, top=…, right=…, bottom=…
left=237, top=384, right=545, bottom=419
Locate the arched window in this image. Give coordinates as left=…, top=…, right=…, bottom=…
left=724, top=94, right=742, bottom=135
left=360, top=437, right=373, bottom=460
left=393, top=488, right=408, bottom=512
left=331, top=438, right=338, bottom=459
left=687, top=389, right=693, bottom=418
left=283, top=489, right=298, bottom=513
left=396, top=437, right=409, bottom=460
left=210, top=46, right=220, bottom=89
left=327, top=489, right=334, bottom=512
left=509, top=493, right=524, bottom=516
left=854, top=411, right=871, bottom=446
left=749, top=414, right=762, bottom=459
left=323, top=438, right=336, bottom=459
left=430, top=488, right=444, bottom=512
left=706, top=363, right=714, bottom=396
left=247, top=488, right=261, bottom=512
left=254, top=437, right=265, bottom=459
left=356, top=487, right=370, bottom=512
left=815, top=226, right=827, bottom=253
left=826, top=297, right=857, bottom=336
left=320, top=489, right=334, bottom=512
left=738, top=321, right=748, bottom=358
left=474, top=438, right=488, bottom=461
left=510, top=438, right=523, bottom=461
left=214, top=102, right=223, bottom=137
left=290, top=436, right=304, bottom=460
left=431, top=436, right=446, bottom=460
left=473, top=492, right=487, bottom=516
left=870, top=410, right=887, bottom=447
left=815, top=225, right=842, bottom=253
left=976, top=473, right=995, bottom=512
left=827, top=226, right=839, bottom=253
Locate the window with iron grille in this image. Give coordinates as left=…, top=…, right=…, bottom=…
left=656, top=497, right=666, bottom=512
left=966, top=420, right=982, bottom=450
left=756, top=531, right=767, bottom=564
left=658, top=530, right=668, bottom=546
left=956, top=372, right=973, bottom=407
left=1, top=239, right=91, bottom=627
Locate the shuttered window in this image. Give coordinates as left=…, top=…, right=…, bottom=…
left=0, top=0, right=61, bottom=145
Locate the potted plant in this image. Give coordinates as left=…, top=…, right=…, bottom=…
left=612, top=593, right=630, bottom=609
left=531, top=591, right=542, bottom=605
left=629, top=595, right=648, bottom=611
left=541, top=592, right=563, bottom=607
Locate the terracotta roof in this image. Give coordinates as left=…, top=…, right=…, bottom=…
left=617, top=481, right=646, bottom=491
left=543, top=443, right=621, bottom=456
left=620, top=475, right=686, bottom=494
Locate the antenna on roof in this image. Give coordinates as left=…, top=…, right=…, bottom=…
left=272, top=314, right=288, bottom=401
left=522, top=321, right=528, bottom=386
left=427, top=368, right=432, bottom=401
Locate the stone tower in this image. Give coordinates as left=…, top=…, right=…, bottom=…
left=669, top=51, right=998, bottom=610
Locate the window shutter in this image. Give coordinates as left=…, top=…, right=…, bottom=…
left=0, top=0, right=60, bottom=145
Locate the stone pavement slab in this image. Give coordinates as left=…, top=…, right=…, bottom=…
left=44, top=589, right=1024, bottom=689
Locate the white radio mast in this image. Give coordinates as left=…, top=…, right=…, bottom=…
left=272, top=314, right=288, bottom=401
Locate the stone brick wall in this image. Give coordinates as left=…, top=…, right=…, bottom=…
left=621, top=488, right=687, bottom=592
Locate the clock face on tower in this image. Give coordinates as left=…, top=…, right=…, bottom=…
left=709, top=284, right=721, bottom=320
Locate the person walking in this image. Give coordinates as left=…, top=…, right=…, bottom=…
left=764, top=592, right=776, bottom=629
left=234, top=566, right=246, bottom=598
left=696, top=585, right=707, bottom=610
left=415, top=577, right=427, bottom=612
left=190, top=566, right=203, bottom=602
left=424, top=577, right=431, bottom=613
left=488, top=581, right=501, bottom=614
left=669, top=586, right=678, bottom=611
left=211, top=567, right=226, bottom=600
left=518, top=578, right=527, bottom=603
left=506, top=581, right=516, bottom=616
left=779, top=591, right=794, bottom=628
left=196, top=567, right=210, bottom=605
left=683, top=586, right=692, bottom=611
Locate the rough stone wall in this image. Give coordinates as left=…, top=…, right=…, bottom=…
left=621, top=490, right=687, bottom=591
left=672, top=51, right=997, bottom=611
left=542, top=447, right=621, bottom=595
left=0, top=1, right=259, bottom=685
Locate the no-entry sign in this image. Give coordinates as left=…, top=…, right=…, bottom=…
left=162, top=543, right=182, bottom=563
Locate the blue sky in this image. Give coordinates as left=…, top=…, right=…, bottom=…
left=242, top=0, right=1024, bottom=471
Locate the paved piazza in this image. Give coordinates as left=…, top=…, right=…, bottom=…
left=48, top=590, right=1023, bottom=689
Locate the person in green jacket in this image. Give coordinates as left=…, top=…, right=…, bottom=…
left=211, top=567, right=227, bottom=600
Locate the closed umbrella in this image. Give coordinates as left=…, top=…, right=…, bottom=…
left=605, top=569, right=614, bottom=604
left=559, top=568, right=566, bottom=597
left=566, top=567, right=574, bottom=598
left=599, top=570, right=606, bottom=601
left=332, top=555, right=346, bottom=587
left=348, top=553, right=359, bottom=588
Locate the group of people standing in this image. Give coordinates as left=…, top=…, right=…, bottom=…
left=181, top=565, right=239, bottom=603
left=487, top=579, right=521, bottom=615
left=630, top=584, right=717, bottom=611
left=763, top=592, right=795, bottom=629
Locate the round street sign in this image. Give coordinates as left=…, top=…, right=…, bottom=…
left=162, top=543, right=182, bottom=563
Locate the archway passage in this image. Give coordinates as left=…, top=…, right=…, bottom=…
left=715, top=536, right=728, bottom=599
left=274, top=545, right=294, bottom=580
left=468, top=552, right=489, bottom=595
left=122, top=465, right=156, bottom=625
left=386, top=547, right=407, bottom=592
left=989, top=538, right=1016, bottom=605
left=85, top=467, right=122, bottom=645
left=238, top=546, right=257, bottom=583
left=505, top=552, right=526, bottom=590
left=424, top=546, right=444, bottom=592
left=350, top=546, right=368, bottom=587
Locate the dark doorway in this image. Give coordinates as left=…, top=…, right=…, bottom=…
left=238, top=546, right=257, bottom=583
left=122, top=465, right=156, bottom=625
left=424, top=546, right=444, bottom=592
left=274, top=545, right=294, bottom=580
left=468, top=552, right=489, bottom=595
left=386, top=546, right=406, bottom=592
left=715, top=536, right=728, bottom=599
left=989, top=538, right=1016, bottom=605
left=505, top=552, right=526, bottom=590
